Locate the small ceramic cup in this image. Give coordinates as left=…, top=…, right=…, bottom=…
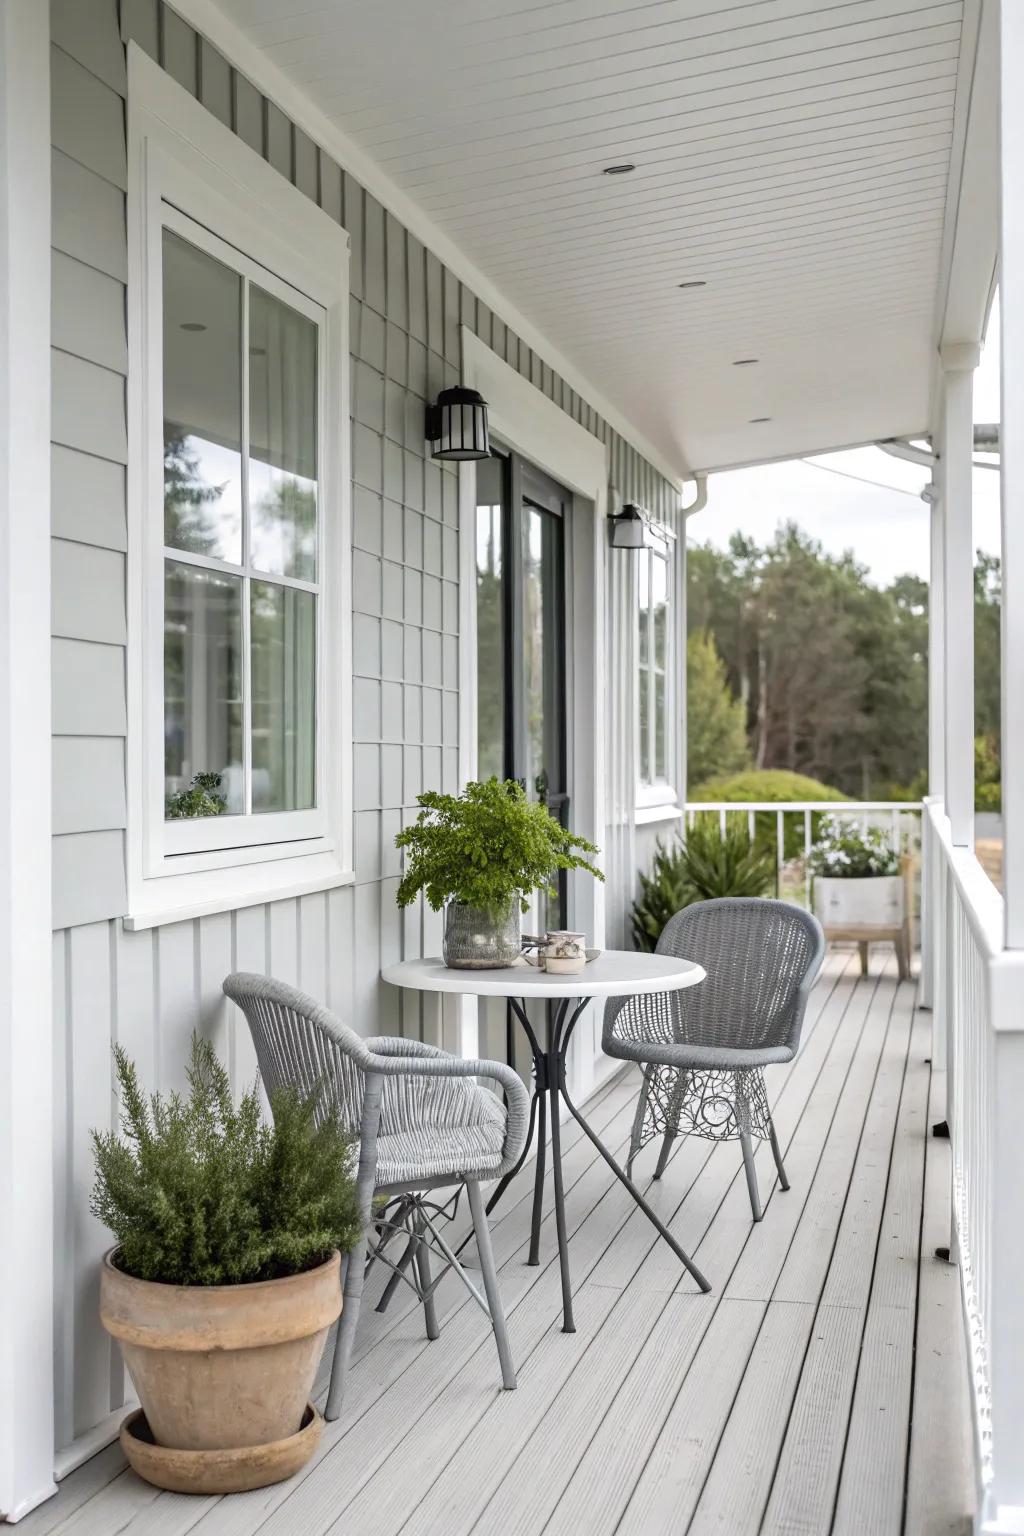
left=542, top=930, right=587, bottom=975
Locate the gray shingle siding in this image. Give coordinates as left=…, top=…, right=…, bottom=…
left=49, top=0, right=682, bottom=1450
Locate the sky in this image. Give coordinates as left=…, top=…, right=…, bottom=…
left=688, top=297, right=1002, bottom=589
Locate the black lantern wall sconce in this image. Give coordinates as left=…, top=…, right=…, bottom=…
left=608, top=500, right=675, bottom=552
left=608, top=501, right=648, bottom=549
left=425, top=387, right=491, bottom=461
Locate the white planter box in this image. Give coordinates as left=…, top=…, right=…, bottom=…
left=813, top=874, right=905, bottom=929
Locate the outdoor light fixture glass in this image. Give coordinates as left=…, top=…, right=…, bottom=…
left=425, top=387, right=490, bottom=461
left=608, top=502, right=647, bottom=550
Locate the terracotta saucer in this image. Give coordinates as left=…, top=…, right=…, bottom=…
left=120, top=1404, right=321, bottom=1494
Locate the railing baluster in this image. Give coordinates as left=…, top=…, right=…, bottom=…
left=804, top=808, right=812, bottom=909
left=776, top=809, right=784, bottom=898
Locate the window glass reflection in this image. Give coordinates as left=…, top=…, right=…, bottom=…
left=249, top=286, right=318, bottom=581
left=164, top=562, right=244, bottom=816
left=162, top=231, right=243, bottom=564
left=251, top=581, right=316, bottom=812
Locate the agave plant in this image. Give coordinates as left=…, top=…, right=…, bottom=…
left=631, top=818, right=775, bottom=952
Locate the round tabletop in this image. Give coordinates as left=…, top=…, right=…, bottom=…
left=380, top=948, right=705, bottom=1000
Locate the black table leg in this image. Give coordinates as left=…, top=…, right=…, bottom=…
left=528, top=1078, right=546, bottom=1266
left=547, top=1008, right=574, bottom=1330
left=544, top=996, right=595, bottom=1332
left=484, top=1085, right=537, bottom=1219
left=555, top=1006, right=712, bottom=1297
left=478, top=988, right=711, bottom=1333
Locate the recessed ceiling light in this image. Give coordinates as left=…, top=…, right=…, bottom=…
left=733, top=358, right=759, bottom=366
left=602, top=162, right=636, bottom=175
left=677, top=280, right=706, bottom=289
left=749, top=416, right=771, bottom=424
left=180, top=321, right=207, bottom=332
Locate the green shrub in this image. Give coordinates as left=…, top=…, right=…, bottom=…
left=689, top=768, right=846, bottom=861
left=395, top=778, right=602, bottom=915
left=91, top=1034, right=362, bottom=1287
left=975, top=734, right=1001, bottom=812
left=631, top=820, right=775, bottom=952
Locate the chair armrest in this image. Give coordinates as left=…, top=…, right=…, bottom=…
left=365, top=1035, right=448, bottom=1059
left=364, top=1043, right=530, bottom=1170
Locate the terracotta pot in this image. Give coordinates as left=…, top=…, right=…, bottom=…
left=99, top=1250, right=341, bottom=1454
left=119, top=1405, right=322, bottom=1495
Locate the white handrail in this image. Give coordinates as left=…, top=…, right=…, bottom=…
left=683, top=799, right=919, bottom=811
left=925, top=799, right=1024, bottom=1530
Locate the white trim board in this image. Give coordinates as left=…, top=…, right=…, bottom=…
left=124, top=46, right=355, bottom=928
left=161, top=0, right=686, bottom=489
left=0, top=0, right=55, bottom=1519
left=459, top=328, right=608, bottom=1099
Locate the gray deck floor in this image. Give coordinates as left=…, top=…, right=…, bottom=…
left=23, top=952, right=975, bottom=1536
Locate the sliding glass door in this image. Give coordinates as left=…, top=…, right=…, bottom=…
left=476, top=447, right=570, bottom=930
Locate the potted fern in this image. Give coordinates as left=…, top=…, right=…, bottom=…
left=93, top=1035, right=361, bottom=1494
left=396, top=778, right=603, bottom=967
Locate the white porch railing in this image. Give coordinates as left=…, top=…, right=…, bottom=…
left=683, top=799, right=923, bottom=911
left=924, top=798, right=1024, bottom=1533
left=681, top=795, right=1024, bottom=1528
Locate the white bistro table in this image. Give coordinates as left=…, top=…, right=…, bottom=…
left=381, top=950, right=707, bottom=1332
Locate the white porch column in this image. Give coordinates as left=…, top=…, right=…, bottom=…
left=939, top=346, right=979, bottom=848
left=928, top=492, right=946, bottom=801
left=1000, top=0, right=1024, bottom=950
left=921, top=470, right=946, bottom=1015
left=678, top=501, right=688, bottom=810
left=0, top=0, right=54, bottom=1521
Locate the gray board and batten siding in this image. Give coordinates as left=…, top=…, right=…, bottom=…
left=48, top=0, right=682, bottom=1453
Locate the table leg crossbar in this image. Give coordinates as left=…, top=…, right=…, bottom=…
left=425, top=990, right=712, bottom=1333
left=500, top=993, right=711, bottom=1331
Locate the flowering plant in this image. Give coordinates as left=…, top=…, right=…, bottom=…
left=807, top=815, right=901, bottom=879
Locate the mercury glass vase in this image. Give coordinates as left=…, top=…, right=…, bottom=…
left=443, top=899, right=521, bottom=969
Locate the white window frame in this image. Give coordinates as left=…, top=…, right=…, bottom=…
left=635, top=526, right=680, bottom=821
left=125, top=48, right=353, bottom=928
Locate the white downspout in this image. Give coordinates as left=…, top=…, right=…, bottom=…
left=678, top=473, right=708, bottom=815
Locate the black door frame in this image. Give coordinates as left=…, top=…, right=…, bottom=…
left=487, top=442, right=571, bottom=922
left=492, top=447, right=569, bottom=799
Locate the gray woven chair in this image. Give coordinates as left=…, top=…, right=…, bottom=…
left=603, top=899, right=824, bottom=1221
left=223, top=973, right=530, bottom=1419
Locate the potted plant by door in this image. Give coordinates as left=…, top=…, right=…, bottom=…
left=808, top=815, right=909, bottom=975
left=395, top=778, right=604, bottom=967
left=92, top=1034, right=361, bottom=1495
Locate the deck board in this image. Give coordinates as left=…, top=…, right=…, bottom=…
left=28, top=955, right=975, bottom=1536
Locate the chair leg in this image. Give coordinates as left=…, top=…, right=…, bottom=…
left=653, top=1128, right=676, bottom=1181
left=767, top=1115, right=790, bottom=1192
left=652, top=1069, right=688, bottom=1181
left=739, top=1128, right=762, bottom=1222
left=626, top=1066, right=654, bottom=1180
left=414, top=1205, right=439, bottom=1342
left=374, top=1207, right=417, bottom=1315
left=858, top=940, right=869, bottom=977
left=466, top=1179, right=516, bottom=1390
left=897, top=924, right=911, bottom=982
left=326, top=1238, right=367, bottom=1420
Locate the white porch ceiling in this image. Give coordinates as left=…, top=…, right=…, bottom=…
left=215, top=0, right=966, bottom=477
